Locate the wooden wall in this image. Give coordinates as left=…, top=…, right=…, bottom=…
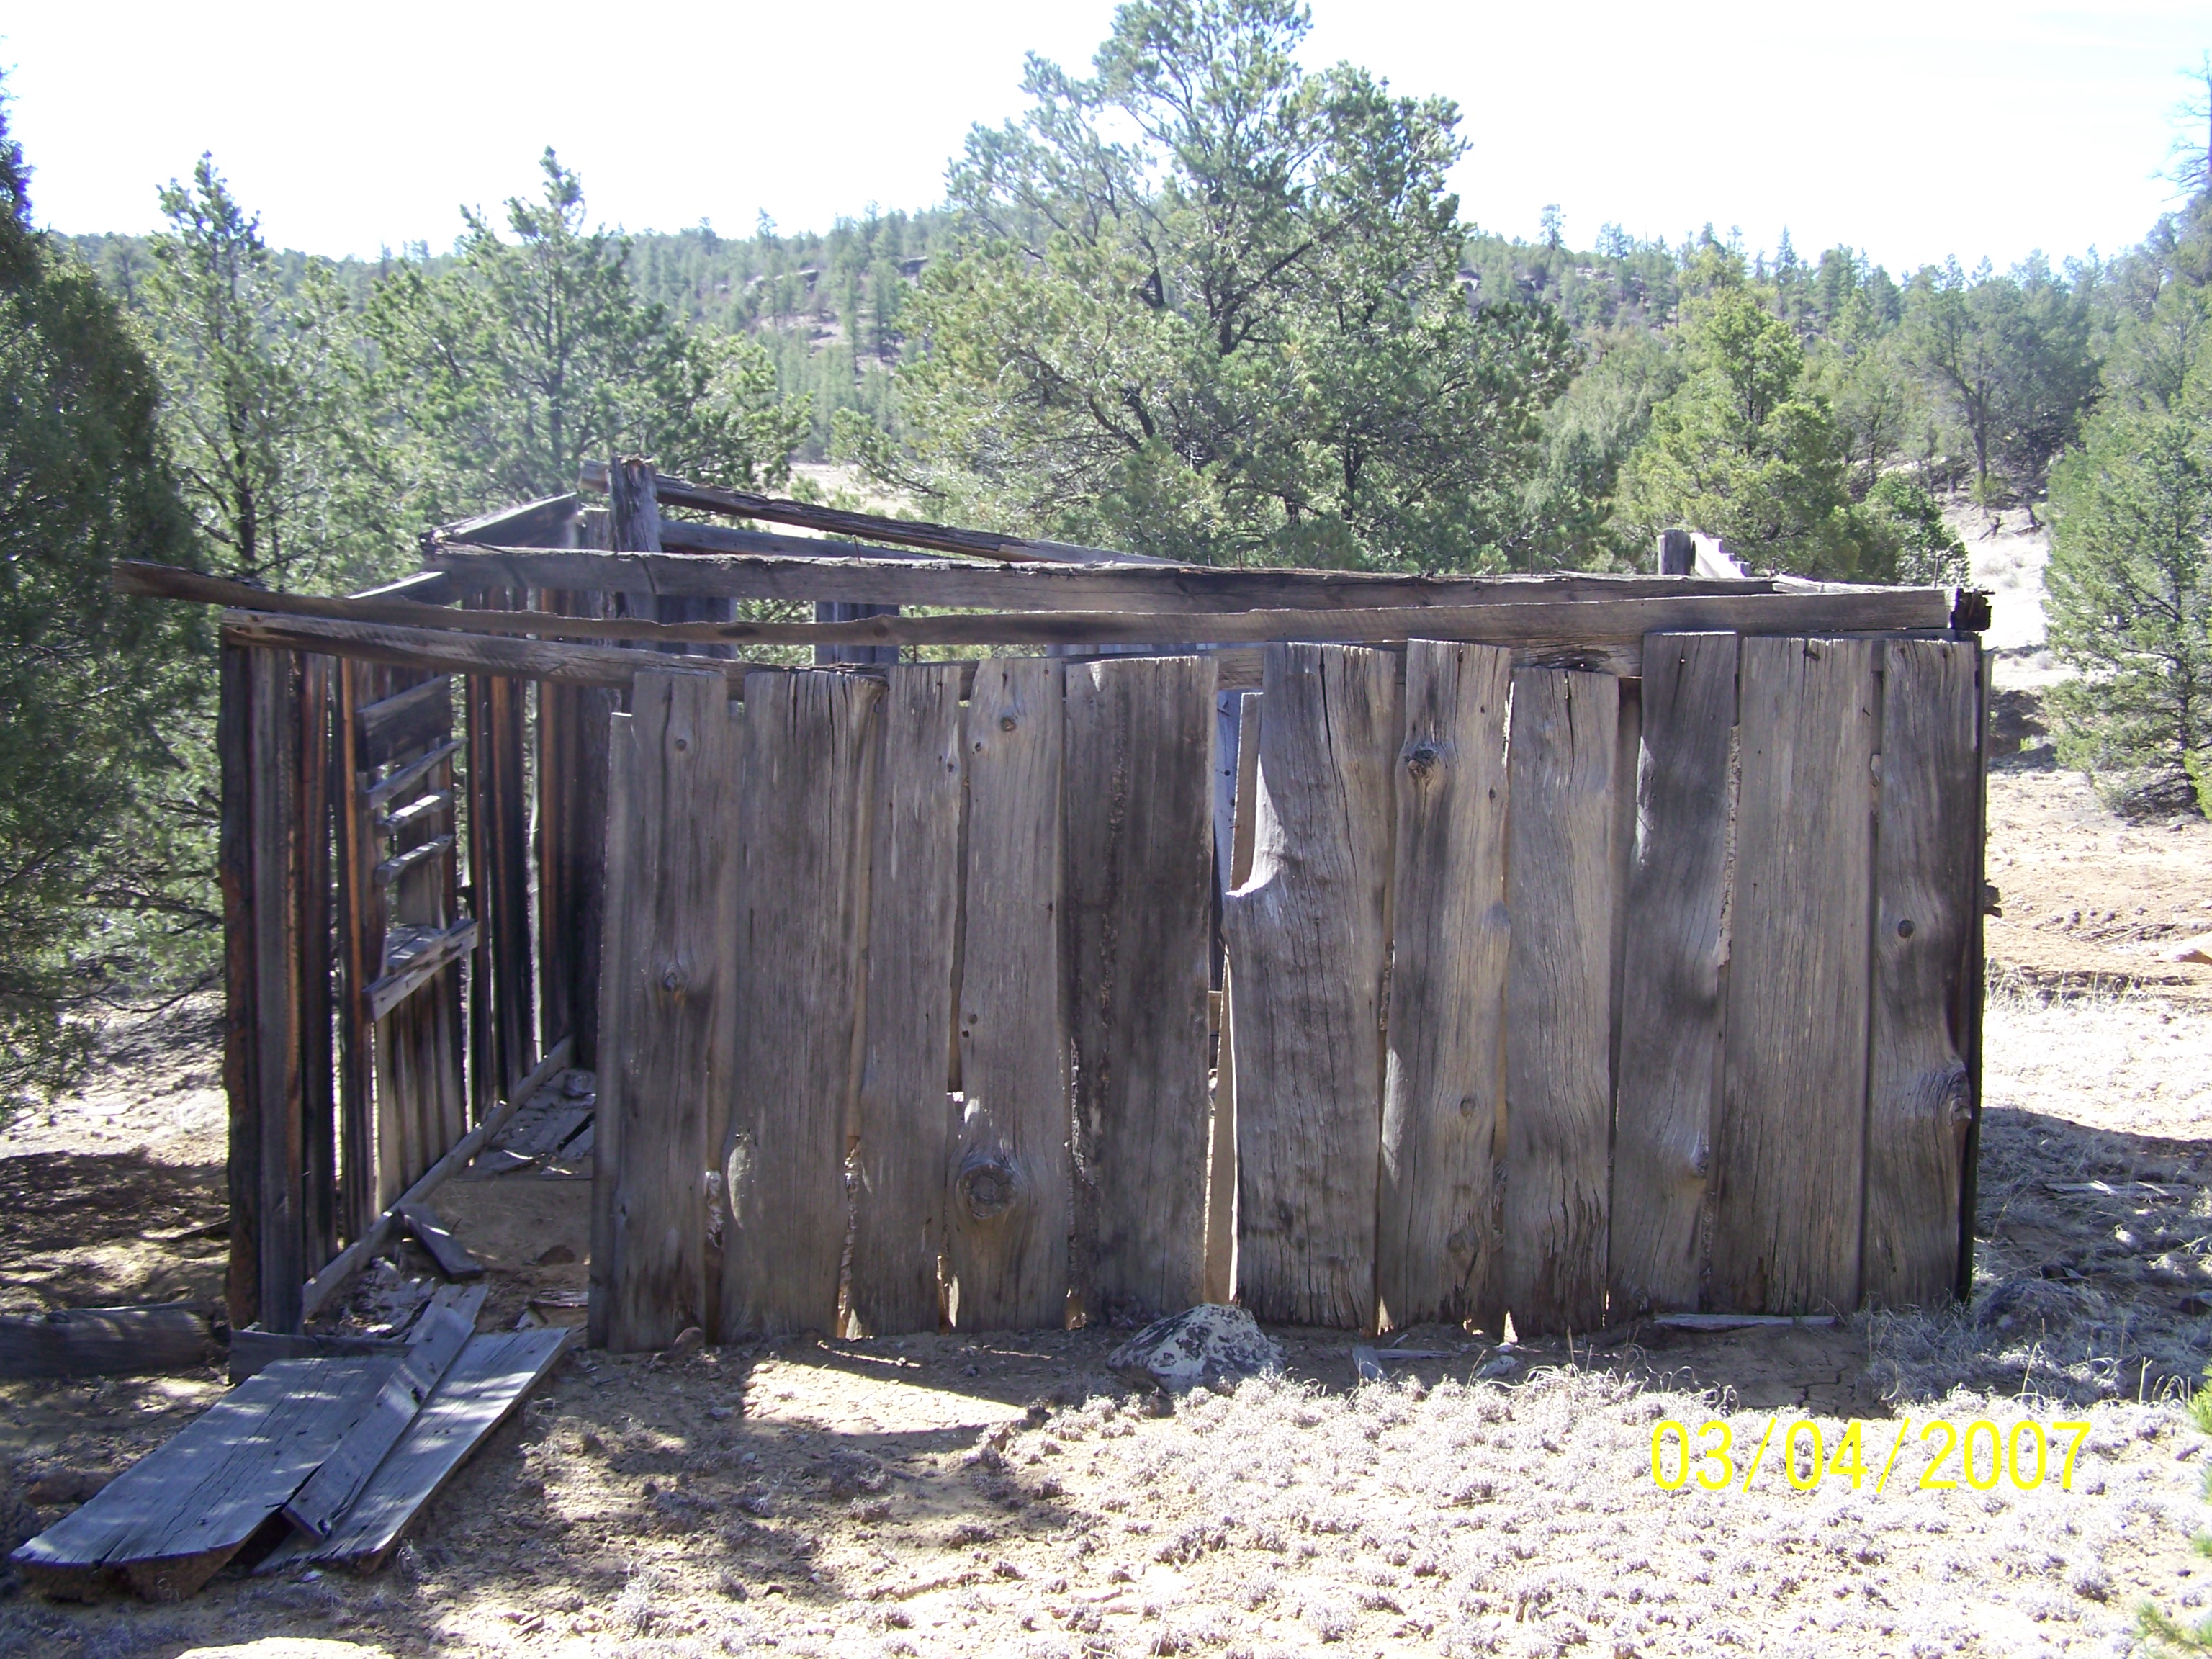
left=591, top=630, right=1985, bottom=1348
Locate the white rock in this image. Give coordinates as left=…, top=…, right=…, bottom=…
left=1107, top=1303, right=1282, bottom=1393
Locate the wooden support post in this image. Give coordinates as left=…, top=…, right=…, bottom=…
left=465, top=614, right=534, bottom=1107
left=220, top=644, right=261, bottom=1333
left=538, top=507, right=612, bottom=1069
left=1657, top=529, right=1695, bottom=575
left=245, top=647, right=306, bottom=1334
left=333, top=663, right=377, bottom=1241
left=298, top=655, right=336, bottom=1271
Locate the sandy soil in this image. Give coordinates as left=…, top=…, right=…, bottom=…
left=4, top=750, right=2211, bottom=1658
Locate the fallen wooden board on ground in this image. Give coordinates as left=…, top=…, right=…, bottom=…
left=282, top=1285, right=484, bottom=1539
left=1650, top=1313, right=1840, bottom=1331
left=229, top=1327, right=403, bottom=1385
left=397, top=1202, right=485, bottom=1280
left=10, top=1355, right=400, bottom=1599
left=264, top=1328, right=569, bottom=1572
left=0, top=1303, right=220, bottom=1381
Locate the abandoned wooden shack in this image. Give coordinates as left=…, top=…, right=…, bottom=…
left=124, top=458, right=1992, bottom=1358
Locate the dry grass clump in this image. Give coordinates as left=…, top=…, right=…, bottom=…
left=1005, top=1370, right=2198, bottom=1656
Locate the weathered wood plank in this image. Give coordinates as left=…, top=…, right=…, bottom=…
left=300, top=655, right=337, bottom=1274
left=466, top=629, right=535, bottom=1102
left=220, top=643, right=261, bottom=1334
left=1064, top=656, right=1217, bottom=1323
left=271, top=1329, right=569, bottom=1571
left=398, top=1201, right=485, bottom=1280
left=230, top=1326, right=400, bottom=1385
left=356, top=675, right=452, bottom=769
left=1714, top=635, right=1879, bottom=1315
left=849, top=666, right=966, bottom=1336
left=945, top=659, right=1071, bottom=1332
left=1222, top=644, right=1398, bottom=1331
left=10, top=1355, right=398, bottom=1601
left=1863, top=638, right=1980, bottom=1307
left=595, top=669, right=739, bottom=1352
left=0, top=1305, right=218, bottom=1381
left=1608, top=633, right=1740, bottom=1316
left=281, top=1283, right=482, bottom=1539
left=1377, top=641, right=1512, bottom=1331
left=721, top=670, right=881, bottom=1339
left=426, top=543, right=1817, bottom=611
left=535, top=540, right=612, bottom=1068
left=248, top=647, right=307, bottom=1335
left=1501, top=668, right=1621, bottom=1337
left=364, top=920, right=480, bottom=1021
left=1202, top=693, right=1264, bottom=1307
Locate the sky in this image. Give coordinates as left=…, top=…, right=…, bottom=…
left=3, top=1, right=2208, bottom=274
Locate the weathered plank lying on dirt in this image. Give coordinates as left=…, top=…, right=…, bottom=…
left=1202, top=693, right=1266, bottom=1307
left=1223, top=644, right=1398, bottom=1331
left=397, top=1201, right=485, bottom=1280
left=282, top=1283, right=483, bottom=1539
left=10, top=1355, right=399, bottom=1601
left=850, top=667, right=966, bottom=1336
left=1608, top=632, right=1740, bottom=1316
left=1501, top=668, right=1622, bottom=1337
left=593, top=670, right=739, bottom=1352
left=945, top=658, right=1071, bottom=1332
left=1715, top=636, right=1879, bottom=1315
left=0, top=1304, right=220, bottom=1381
left=722, top=670, right=882, bottom=1339
left=1064, top=655, right=1218, bottom=1323
left=1863, top=638, right=1981, bottom=1307
left=1377, top=640, right=1513, bottom=1331
left=269, top=1329, right=570, bottom=1573
left=230, top=1327, right=402, bottom=1384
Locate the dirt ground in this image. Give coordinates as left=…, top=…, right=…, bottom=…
left=4, top=716, right=2212, bottom=1657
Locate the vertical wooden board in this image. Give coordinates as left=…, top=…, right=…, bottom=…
left=1377, top=641, right=1511, bottom=1331
left=248, top=648, right=306, bottom=1334
left=1222, top=644, right=1398, bottom=1332
left=1202, top=693, right=1264, bottom=1307
left=1609, top=633, right=1738, bottom=1316
left=1863, top=639, right=1980, bottom=1307
left=1064, top=656, right=1217, bottom=1323
left=586, top=707, right=634, bottom=1351
left=220, top=644, right=261, bottom=1333
left=1501, top=668, right=1619, bottom=1336
left=594, top=669, right=738, bottom=1352
left=333, top=662, right=377, bottom=1241
left=722, top=670, right=881, bottom=1339
left=1714, top=635, right=1879, bottom=1315
left=536, top=585, right=613, bottom=1069
left=1955, top=651, right=1991, bottom=1301
left=850, top=666, right=966, bottom=1336
left=945, top=657, right=1071, bottom=1332
left=299, top=655, right=336, bottom=1272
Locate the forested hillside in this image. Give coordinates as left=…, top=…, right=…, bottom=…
left=4, top=0, right=2209, bottom=1103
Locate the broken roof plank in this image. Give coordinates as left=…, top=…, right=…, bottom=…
left=270, top=1328, right=569, bottom=1572
left=11, top=1354, right=400, bottom=1601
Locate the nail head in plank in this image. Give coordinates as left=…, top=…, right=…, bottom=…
left=1608, top=633, right=1740, bottom=1316
left=1377, top=641, right=1512, bottom=1331
left=1501, top=668, right=1622, bottom=1336
left=1065, top=655, right=1218, bottom=1323
left=1222, top=644, right=1398, bottom=1331
left=1714, top=635, right=1879, bottom=1314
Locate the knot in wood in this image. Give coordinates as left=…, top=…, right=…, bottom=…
left=999, top=714, right=1018, bottom=732
left=1403, top=741, right=1444, bottom=781
left=956, top=1150, right=1020, bottom=1221
left=658, top=961, right=688, bottom=995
